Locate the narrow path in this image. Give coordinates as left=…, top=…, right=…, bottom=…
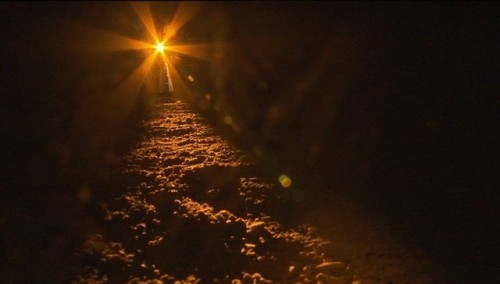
left=75, top=97, right=441, bottom=283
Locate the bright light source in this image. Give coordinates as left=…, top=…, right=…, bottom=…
left=156, top=43, right=165, bottom=52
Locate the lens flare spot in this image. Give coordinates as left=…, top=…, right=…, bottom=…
left=278, top=174, right=292, bottom=188
left=224, top=116, right=233, bottom=125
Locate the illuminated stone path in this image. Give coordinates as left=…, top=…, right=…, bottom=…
left=75, top=97, right=441, bottom=283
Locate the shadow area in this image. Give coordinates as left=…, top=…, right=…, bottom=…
left=0, top=3, right=160, bottom=282
left=177, top=2, right=498, bottom=282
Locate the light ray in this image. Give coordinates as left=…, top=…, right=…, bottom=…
left=87, top=28, right=153, bottom=53
left=70, top=1, right=210, bottom=101
left=164, top=2, right=204, bottom=42
left=114, top=52, right=157, bottom=112
left=158, top=52, right=193, bottom=101
left=130, top=1, right=159, bottom=43
left=67, top=23, right=154, bottom=53
left=167, top=43, right=214, bottom=61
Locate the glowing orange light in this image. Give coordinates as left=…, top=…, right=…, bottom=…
left=156, top=42, right=165, bottom=53
left=224, top=116, right=233, bottom=125
left=279, top=174, right=292, bottom=188
left=73, top=1, right=211, bottom=100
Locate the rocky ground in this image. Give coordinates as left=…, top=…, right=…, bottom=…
left=73, top=96, right=443, bottom=283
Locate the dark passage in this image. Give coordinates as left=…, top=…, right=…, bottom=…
left=1, top=2, right=498, bottom=283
